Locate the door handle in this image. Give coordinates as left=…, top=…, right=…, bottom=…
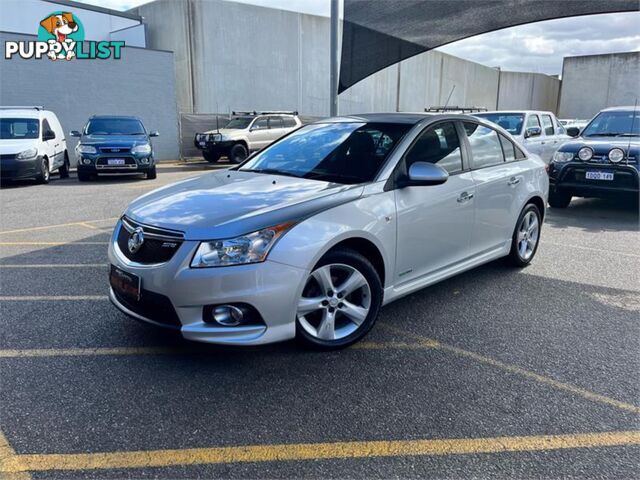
left=457, top=191, right=474, bottom=203
left=507, top=177, right=520, bottom=186
left=540, top=141, right=546, bottom=145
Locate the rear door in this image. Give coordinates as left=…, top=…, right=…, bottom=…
left=394, top=121, right=475, bottom=284
left=463, top=121, right=526, bottom=255
left=267, top=116, right=286, bottom=143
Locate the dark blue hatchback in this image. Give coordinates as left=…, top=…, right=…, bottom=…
left=547, top=106, right=639, bottom=208
left=71, top=115, right=159, bottom=182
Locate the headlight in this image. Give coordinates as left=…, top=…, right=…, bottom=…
left=608, top=148, right=625, bottom=163
left=16, top=148, right=37, bottom=160
left=132, top=143, right=152, bottom=155
left=191, top=222, right=294, bottom=268
left=208, top=133, right=222, bottom=142
left=577, top=147, right=593, bottom=162
left=77, top=144, right=97, bottom=154
left=552, top=151, right=574, bottom=163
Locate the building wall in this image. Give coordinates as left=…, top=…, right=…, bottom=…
left=0, top=32, right=179, bottom=161
left=497, top=71, right=560, bottom=111
left=134, top=0, right=560, bottom=118
left=558, top=52, right=640, bottom=119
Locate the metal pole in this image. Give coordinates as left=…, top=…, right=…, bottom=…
left=330, top=0, right=339, bottom=117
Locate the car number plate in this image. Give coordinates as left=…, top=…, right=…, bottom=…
left=585, top=171, right=614, bottom=181
left=107, top=158, right=126, bottom=165
left=109, top=265, right=141, bottom=301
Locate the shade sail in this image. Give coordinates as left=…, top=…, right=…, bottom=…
left=339, top=0, right=639, bottom=93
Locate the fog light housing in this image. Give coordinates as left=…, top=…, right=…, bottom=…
left=202, top=303, right=264, bottom=327
left=82, top=158, right=92, bottom=165
left=211, top=305, right=244, bottom=326
left=139, top=157, right=150, bottom=164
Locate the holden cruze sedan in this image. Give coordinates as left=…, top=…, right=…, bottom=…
left=109, top=113, right=548, bottom=349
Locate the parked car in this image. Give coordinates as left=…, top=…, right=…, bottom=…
left=547, top=106, right=639, bottom=208
left=71, top=115, right=159, bottom=182
left=559, top=118, right=590, bottom=131
left=475, top=110, right=570, bottom=163
left=109, top=113, right=548, bottom=349
left=194, top=111, right=302, bottom=164
left=0, top=106, right=69, bottom=184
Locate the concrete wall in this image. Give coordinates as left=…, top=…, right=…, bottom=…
left=558, top=52, right=640, bottom=119
left=497, top=71, right=560, bottom=112
left=0, top=32, right=179, bottom=161
left=135, top=0, right=559, bottom=118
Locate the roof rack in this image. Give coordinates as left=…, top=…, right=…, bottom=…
left=0, top=106, right=44, bottom=110
left=425, top=106, right=487, bottom=113
left=231, top=110, right=298, bottom=116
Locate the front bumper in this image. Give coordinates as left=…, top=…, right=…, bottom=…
left=194, top=138, right=235, bottom=153
left=549, top=162, right=639, bottom=198
left=77, top=154, right=154, bottom=174
left=108, top=220, right=307, bottom=345
left=0, top=154, right=41, bottom=180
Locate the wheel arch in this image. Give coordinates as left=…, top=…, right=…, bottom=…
left=525, top=195, right=545, bottom=221
left=321, top=236, right=386, bottom=288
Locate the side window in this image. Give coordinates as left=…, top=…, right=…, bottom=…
left=526, top=114, right=541, bottom=130
left=251, top=117, right=268, bottom=130
left=499, top=134, right=516, bottom=162
left=268, top=116, right=283, bottom=129
left=554, top=118, right=565, bottom=134
left=282, top=116, right=297, bottom=128
left=515, top=146, right=526, bottom=159
left=541, top=115, right=554, bottom=136
left=404, top=122, right=463, bottom=175
left=463, top=122, right=504, bottom=169
left=42, top=119, right=51, bottom=139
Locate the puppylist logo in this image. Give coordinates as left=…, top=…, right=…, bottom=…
left=5, top=11, right=125, bottom=61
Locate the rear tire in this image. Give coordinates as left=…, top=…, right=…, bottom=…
left=77, top=170, right=91, bottom=182
left=203, top=151, right=220, bottom=163
left=296, top=248, right=382, bottom=350
left=59, top=153, right=70, bottom=178
left=36, top=158, right=50, bottom=184
left=228, top=144, right=248, bottom=164
left=146, top=167, right=157, bottom=180
left=507, top=203, right=541, bottom=268
left=548, top=189, right=571, bottom=208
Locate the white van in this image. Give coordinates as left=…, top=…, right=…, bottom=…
left=0, top=106, right=69, bottom=183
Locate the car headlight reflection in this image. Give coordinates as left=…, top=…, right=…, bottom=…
left=608, top=148, right=625, bottom=163
left=77, top=144, right=97, bottom=154
left=552, top=151, right=574, bottom=163
left=577, top=147, right=593, bottom=162
left=16, top=148, right=38, bottom=160
left=191, top=222, right=294, bottom=268
left=132, top=143, right=152, bottom=155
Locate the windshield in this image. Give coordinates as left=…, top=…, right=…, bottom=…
left=224, top=117, right=253, bottom=129
left=239, top=122, right=411, bottom=184
left=85, top=118, right=146, bottom=135
left=474, top=113, right=525, bottom=135
left=0, top=118, right=39, bottom=139
left=581, top=111, right=640, bottom=137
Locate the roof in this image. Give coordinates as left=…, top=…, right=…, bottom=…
left=43, top=0, right=142, bottom=21
left=601, top=106, right=640, bottom=112
left=319, top=113, right=436, bottom=125
left=476, top=110, right=553, bottom=115
left=89, top=115, right=142, bottom=120
left=0, top=109, right=44, bottom=118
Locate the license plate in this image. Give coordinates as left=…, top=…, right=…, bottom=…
left=107, top=158, right=126, bottom=165
left=585, top=171, right=614, bottom=181
left=109, top=265, right=141, bottom=301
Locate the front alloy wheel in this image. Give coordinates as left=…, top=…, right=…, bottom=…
left=296, top=249, right=382, bottom=349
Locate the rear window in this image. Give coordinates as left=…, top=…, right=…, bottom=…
left=85, top=118, right=145, bottom=135
left=282, top=117, right=297, bottom=128
left=0, top=118, right=39, bottom=139
left=475, top=113, right=524, bottom=135
left=463, top=122, right=504, bottom=169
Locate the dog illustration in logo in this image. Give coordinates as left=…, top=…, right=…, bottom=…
left=40, top=12, right=78, bottom=60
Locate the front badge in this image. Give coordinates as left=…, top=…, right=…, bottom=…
left=128, top=227, right=144, bottom=254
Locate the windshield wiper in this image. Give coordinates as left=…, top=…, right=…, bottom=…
left=243, top=168, right=301, bottom=178
left=585, top=133, right=620, bottom=137
left=616, top=133, right=638, bottom=137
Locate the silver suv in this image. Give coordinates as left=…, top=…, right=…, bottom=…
left=195, top=111, right=302, bottom=164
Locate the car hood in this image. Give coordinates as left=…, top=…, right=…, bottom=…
left=80, top=134, right=149, bottom=146
left=0, top=139, right=37, bottom=155
left=125, top=170, right=364, bottom=240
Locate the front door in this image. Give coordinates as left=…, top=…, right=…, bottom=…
left=394, top=121, right=475, bottom=284
left=247, top=116, right=271, bottom=151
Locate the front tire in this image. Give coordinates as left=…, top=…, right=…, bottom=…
left=203, top=151, right=220, bottom=163
left=296, top=248, right=382, bottom=350
left=77, top=170, right=91, bottom=182
left=146, top=166, right=157, bottom=180
left=507, top=203, right=541, bottom=267
left=228, top=143, right=248, bottom=164
left=548, top=189, right=571, bottom=208
left=36, top=158, right=50, bottom=184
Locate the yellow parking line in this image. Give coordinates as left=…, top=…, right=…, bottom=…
left=381, top=324, right=640, bottom=414
left=1, top=431, right=638, bottom=473
left=0, top=295, right=108, bottom=301
left=0, top=218, right=117, bottom=235
left=0, top=430, right=30, bottom=479
left=0, top=242, right=109, bottom=246
left=0, top=264, right=106, bottom=268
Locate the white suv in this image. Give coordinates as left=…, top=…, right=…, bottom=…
left=0, top=106, right=69, bottom=183
left=195, top=111, right=302, bottom=164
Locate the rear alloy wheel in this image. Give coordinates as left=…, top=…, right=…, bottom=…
left=296, top=249, right=382, bottom=349
left=59, top=153, right=70, bottom=178
left=36, top=158, right=50, bottom=184
left=228, top=144, right=248, bottom=164
left=548, top=189, right=571, bottom=208
left=508, top=204, right=541, bottom=267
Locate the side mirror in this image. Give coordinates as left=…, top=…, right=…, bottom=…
left=524, top=127, right=542, bottom=138
left=149, top=130, right=159, bottom=137
left=43, top=130, right=56, bottom=141
left=566, top=127, right=580, bottom=138
left=70, top=130, right=81, bottom=137
left=403, top=162, right=449, bottom=187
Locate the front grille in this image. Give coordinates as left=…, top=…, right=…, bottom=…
left=100, top=147, right=131, bottom=153
left=117, top=217, right=183, bottom=264
left=113, top=288, right=181, bottom=328
left=0, top=154, right=17, bottom=161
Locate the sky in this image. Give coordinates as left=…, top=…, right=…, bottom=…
left=79, top=0, right=640, bottom=76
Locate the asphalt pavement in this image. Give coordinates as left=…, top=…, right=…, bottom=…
left=0, top=164, right=638, bottom=479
